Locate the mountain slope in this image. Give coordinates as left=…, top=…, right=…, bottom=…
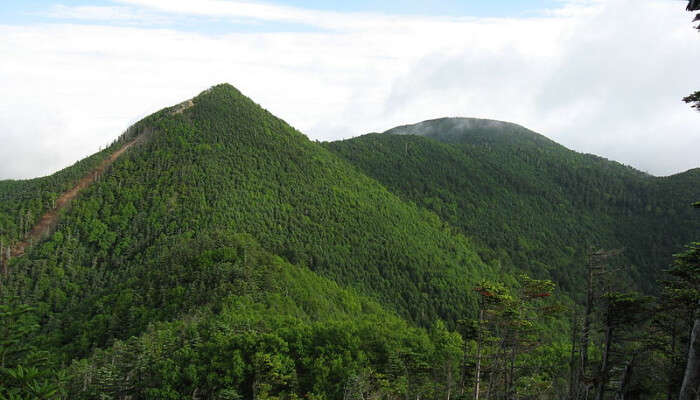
left=1, top=86, right=508, bottom=366
left=0, top=140, right=129, bottom=251
left=62, top=233, right=465, bottom=399
left=326, top=118, right=700, bottom=293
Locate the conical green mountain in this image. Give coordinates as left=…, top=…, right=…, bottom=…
left=326, top=117, right=700, bottom=294
left=5, top=84, right=502, bottom=334
left=1, top=85, right=523, bottom=398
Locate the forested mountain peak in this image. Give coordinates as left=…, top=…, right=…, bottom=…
left=385, top=116, right=523, bottom=135
left=383, top=116, right=557, bottom=148
left=1, top=83, right=515, bottom=398
left=154, top=83, right=301, bottom=143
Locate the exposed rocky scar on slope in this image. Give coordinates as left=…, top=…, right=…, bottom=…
left=0, top=98, right=192, bottom=275
left=6, top=136, right=143, bottom=261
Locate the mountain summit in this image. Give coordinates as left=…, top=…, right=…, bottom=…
left=1, top=84, right=508, bottom=397
left=384, top=117, right=556, bottom=148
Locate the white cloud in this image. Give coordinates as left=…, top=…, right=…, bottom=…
left=114, top=0, right=336, bottom=25
left=0, top=0, right=699, bottom=179
left=110, top=0, right=480, bottom=31
left=45, top=5, right=171, bottom=24
left=543, top=0, right=604, bottom=17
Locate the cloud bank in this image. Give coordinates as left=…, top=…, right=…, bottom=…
left=0, top=0, right=698, bottom=179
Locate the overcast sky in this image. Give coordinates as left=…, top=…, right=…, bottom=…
left=1, top=0, right=699, bottom=179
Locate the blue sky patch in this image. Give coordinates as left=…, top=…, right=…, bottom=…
left=0, top=0, right=565, bottom=34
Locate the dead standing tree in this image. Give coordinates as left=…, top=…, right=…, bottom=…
left=678, top=203, right=700, bottom=400
left=0, top=239, right=6, bottom=278
left=578, top=248, right=623, bottom=399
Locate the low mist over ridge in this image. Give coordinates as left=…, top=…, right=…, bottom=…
left=382, top=117, right=670, bottom=176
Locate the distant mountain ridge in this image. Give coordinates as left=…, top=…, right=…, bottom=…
left=327, top=117, right=699, bottom=294
left=384, top=116, right=652, bottom=176
left=385, top=117, right=556, bottom=147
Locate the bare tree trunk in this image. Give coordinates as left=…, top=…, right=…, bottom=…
left=581, top=260, right=594, bottom=380
left=2, top=244, right=9, bottom=277
left=509, top=345, right=517, bottom=400
left=447, top=365, right=452, bottom=400
left=252, top=373, right=258, bottom=400
left=475, top=309, right=484, bottom=400
left=595, top=326, right=613, bottom=400
left=24, top=210, right=31, bottom=238
left=486, top=366, right=494, bottom=400
left=460, top=322, right=470, bottom=397
left=0, top=239, right=4, bottom=278
left=679, top=310, right=700, bottom=400
left=494, top=340, right=507, bottom=400
left=616, top=357, right=634, bottom=400
left=570, top=312, right=580, bottom=400
left=669, top=318, right=679, bottom=400
left=19, top=211, right=24, bottom=238
left=460, top=344, right=467, bottom=396
left=582, top=248, right=622, bottom=398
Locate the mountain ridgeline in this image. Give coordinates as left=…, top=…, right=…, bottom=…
left=327, top=117, right=699, bottom=294
left=0, top=85, right=697, bottom=399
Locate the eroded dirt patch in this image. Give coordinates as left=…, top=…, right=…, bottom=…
left=9, top=137, right=140, bottom=258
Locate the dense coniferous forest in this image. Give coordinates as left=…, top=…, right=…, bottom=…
left=325, top=118, right=699, bottom=294
left=0, top=148, right=119, bottom=248
left=0, top=84, right=698, bottom=399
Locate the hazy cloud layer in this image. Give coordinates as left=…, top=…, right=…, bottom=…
left=1, top=0, right=699, bottom=179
